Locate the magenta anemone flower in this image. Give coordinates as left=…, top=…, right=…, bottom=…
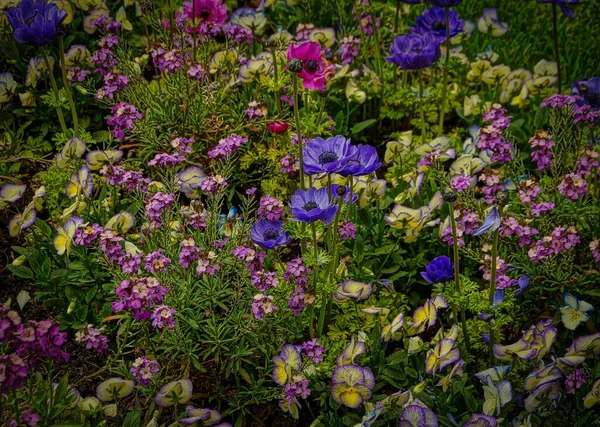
left=287, top=41, right=331, bottom=90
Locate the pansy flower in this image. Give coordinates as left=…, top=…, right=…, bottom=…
left=8, top=206, right=37, bottom=238
left=178, top=406, right=229, bottom=426
left=154, top=379, right=193, bottom=407
left=333, top=280, right=373, bottom=301
left=105, top=211, right=135, bottom=234
left=437, top=359, right=464, bottom=391
left=54, top=217, right=84, bottom=256
left=560, top=293, right=594, bottom=330
left=56, top=137, right=86, bottom=168
left=336, top=336, right=365, bottom=366
left=66, top=166, right=93, bottom=200
left=96, top=378, right=135, bottom=402
left=398, top=403, right=438, bottom=427
left=482, top=376, right=512, bottom=415
left=477, top=8, right=508, bottom=37
left=464, top=414, right=498, bottom=427
left=86, top=150, right=123, bottom=171
left=385, top=191, right=443, bottom=242
left=331, top=364, right=375, bottom=408
left=425, top=338, right=460, bottom=375
left=0, top=184, right=27, bottom=209
left=381, top=312, right=405, bottom=342
left=272, top=345, right=302, bottom=386
left=584, top=379, right=600, bottom=409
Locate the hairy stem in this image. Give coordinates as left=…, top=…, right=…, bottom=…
left=42, top=51, right=68, bottom=134
left=437, top=6, right=451, bottom=136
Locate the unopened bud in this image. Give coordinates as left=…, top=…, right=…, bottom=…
left=287, top=58, right=303, bottom=73
left=442, top=190, right=457, bottom=203
left=496, top=191, right=508, bottom=207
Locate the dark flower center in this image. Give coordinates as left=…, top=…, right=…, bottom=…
left=585, top=92, right=600, bottom=108
left=199, top=10, right=211, bottom=19
left=304, top=60, right=319, bottom=73
left=303, top=201, right=319, bottom=211
left=263, top=229, right=280, bottom=240
left=431, top=20, right=446, bottom=32
left=25, top=14, right=38, bottom=26
left=318, top=151, right=339, bottom=165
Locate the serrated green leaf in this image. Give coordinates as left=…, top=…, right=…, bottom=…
left=7, top=264, right=34, bottom=279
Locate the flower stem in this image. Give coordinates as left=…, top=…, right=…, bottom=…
left=551, top=3, right=562, bottom=93
left=58, top=36, right=79, bottom=137
left=488, top=228, right=499, bottom=362
left=437, top=6, right=451, bottom=136
left=418, top=70, right=427, bottom=144
left=41, top=51, right=68, bottom=134
left=449, top=203, right=471, bottom=355
left=292, top=75, right=306, bottom=190
left=271, top=47, right=282, bottom=117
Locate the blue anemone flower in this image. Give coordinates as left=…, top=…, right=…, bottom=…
left=411, top=7, right=465, bottom=42
left=303, top=135, right=357, bottom=175
left=339, top=144, right=382, bottom=177
left=514, top=275, right=530, bottom=297
left=386, top=32, right=441, bottom=71
left=421, top=255, right=454, bottom=284
left=250, top=220, right=291, bottom=250
left=289, top=187, right=338, bottom=224
left=472, top=206, right=501, bottom=236
left=5, top=0, right=67, bottom=46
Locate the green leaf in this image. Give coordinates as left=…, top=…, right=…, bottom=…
left=123, top=410, right=142, bottom=427
left=351, top=119, right=377, bottom=135
left=85, top=286, right=98, bottom=304
left=461, top=387, right=478, bottom=412
left=92, top=130, right=111, bottom=142
left=353, top=236, right=365, bottom=263
left=7, top=264, right=34, bottom=279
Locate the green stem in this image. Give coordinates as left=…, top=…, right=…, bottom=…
left=551, top=3, right=562, bottom=93
left=292, top=75, right=306, bottom=190
left=418, top=70, right=427, bottom=144
left=488, top=229, right=499, bottom=363
left=437, top=7, right=451, bottom=136
left=271, top=47, right=282, bottom=117
left=449, top=203, right=471, bottom=355
left=58, top=36, right=79, bottom=137
left=41, top=51, right=68, bottom=134
left=12, top=390, right=21, bottom=426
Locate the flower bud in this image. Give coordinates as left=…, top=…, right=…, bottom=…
left=495, top=191, right=508, bottom=207
left=79, top=397, right=102, bottom=416
left=442, top=190, right=457, bottom=203
left=318, top=88, right=329, bottom=98
left=336, top=185, right=347, bottom=196
left=287, top=58, right=303, bottom=73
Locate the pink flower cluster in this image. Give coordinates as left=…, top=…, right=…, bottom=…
left=576, top=148, right=600, bottom=176
left=479, top=255, right=514, bottom=289
left=558, top=173, right=587, bottom=201
left=0, top=354, right=28, bottom=394
left=258, top=195, right=285, bottom=221
left=149, top=137, right=194, bottom=167
left=200, top=175, right=228, bottom=194
left=195, top=255, right=221, bottom=276
left=478, top=171, right=503, bottom=204
left=518, top=180, right=541, bottom=204
left=179, top=238, right=202, bottom=268
left=151, top=47, right=185, bottom=74
left=477, top=104, right=513, bottom=164
left=590, top=239, right=600, bottom=263
left=339, top=35, right=360, bottom=65
left=251, top=270, right=279, bottom=291
left=530, top=202, right=555, bottom=216
left=566, top=368, right=589, bottom=394
left=244, top=101, right=268, bottom=120
left=232, top=245, right=266, bottom=272
left=145, top=192, right=176, bottom=228
left=107, top=102, right=143, bottom=141
left=338, top=220, right=357, bottom=240
left=223, top=23, right=253, bottom=45
left=301, top=338, right=325, bottom=363
left=150, top=305, right=177, bottom=329
left=251, top=294, right=279, bottom=319
left=90, top=46, right=117, bottom=76
left=66, top=66, right=90, bottom=84
left=75, top=324, right=109, bottom=353
left=187, top=64, right=206, bottom=80
left=74, top=223, right=104, bottom=247
left=131, top=356, right=160, bottom=386
left=280, top=154, right=298, bottom=177
left=101, top=165, right=150, bottom=192
left=500, top=217, right=539, bottom=247
left=573, top=104, right=598, bottom=126
left=284, top=258, right=312, bottom=316
left=14, top=320, right=69, bottom=362
left=98, top=230, right=127, bottom=263
left=96, top=72, right=129, bottom=100
left=530, top=130, right=555, bottom=171
left=528, top=225, right=580, bottom=263
left=208, top=134, right=248, bottom=159
left=450, top=175, right=472, bottom=193
left=540, top=94, right=580, bottom=109
left=112, top=277, right=169, bottom=321
left=285, top=375, right=311, bottom=405
left=145, top=250, right=172, bottom=273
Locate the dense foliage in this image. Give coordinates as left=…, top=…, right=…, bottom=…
left=1, top=0, right=600, bottom=426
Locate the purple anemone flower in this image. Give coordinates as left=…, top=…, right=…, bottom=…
left=386, top=32, right=441, bottom=71
left=289, top=187, right=338, bottom=225
left=572, top=77, right=600, bottom=110
left=421, top=255, right=453, bottom=284
left=250, top=220, right=292, bottom=250
left=411, top=7, right=464, bottom=42
left=5, top=0, right=67, bottom=46
left=339, top=144, right=381, bottom=177
left=537, top=0, right=579, bottom=18
left=303, top=135, right=357, bottom=175
left=514, top=274, right=530, bottom=296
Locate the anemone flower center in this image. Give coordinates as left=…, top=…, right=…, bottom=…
left=318, top=151, right=339, bottom=165
left=199, top=9, right=211, bottom=19
left=263, top=229, right=280, bottom=240
left=304, top=60, right=319, bottom=73
left=25, top=14, right=38, bottom=26
left=303, top=201, right=319, bottom=211
left=431, top=20, right=446, bottom=32
left=585, top=92, right=600, bottom=108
